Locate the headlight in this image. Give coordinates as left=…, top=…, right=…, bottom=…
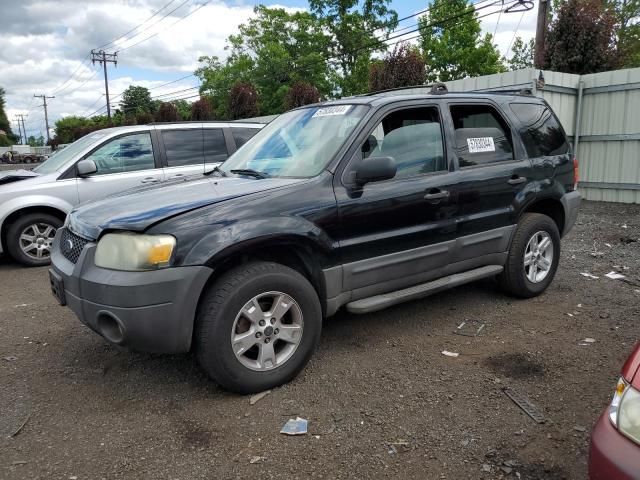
left=609, top=377, right=640, bottom=445
left=94, top=233, right=176, bottom=271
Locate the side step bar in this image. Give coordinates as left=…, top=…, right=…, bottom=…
left=346, top=265, right=504, bottom=314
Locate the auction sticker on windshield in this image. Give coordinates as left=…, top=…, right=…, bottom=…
left=312, top=105, right=352, bottom=118
left=467, top=137, right=495, bottom=153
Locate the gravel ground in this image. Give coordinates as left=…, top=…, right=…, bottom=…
left=0, top=164, right=38, bottom=171
left=1, top=200, right=639, bottom=480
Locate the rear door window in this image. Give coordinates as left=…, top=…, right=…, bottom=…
left=232, top=127, right=260, bottom=148
left=161, top=129, right=204, bottom=167
left=450, top=104, right=514, bottom=167
left=510, top=103, right=570, bottom=157
left=203, top=128, right=228, bottom=163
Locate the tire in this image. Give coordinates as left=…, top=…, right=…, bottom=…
left=498, top=213, right=561, bottom=298
left=195, top=261, right=322, bottom=394
left=6, top=213, right=62, bottom=267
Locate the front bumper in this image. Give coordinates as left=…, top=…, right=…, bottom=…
left=49, top=228, right=212, bottom=353
left=589, top=411, right=640, bottom=480
left=560, top=190, right=581, bottom=237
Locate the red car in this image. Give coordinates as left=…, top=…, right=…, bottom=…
left=589, top=343, right=640, bottom=479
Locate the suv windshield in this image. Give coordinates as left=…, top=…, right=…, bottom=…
left=220, top=105, right=368, bottom=178
left=33, top=132, right=107, bottom=175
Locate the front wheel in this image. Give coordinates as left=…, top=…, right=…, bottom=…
left=195, top=261, right=322, bottom=394
left=498, top=213, right=561, bottom=298
left=7, top=213, right=62, bottom=267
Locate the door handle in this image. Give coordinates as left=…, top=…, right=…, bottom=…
left=508, top=176, right=527, bottom=185
left=424, top=190, right=450, bottom=201
left=141, top=177, right=159, bottom=184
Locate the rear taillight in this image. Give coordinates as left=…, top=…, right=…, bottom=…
left=573, top=157, right=579, bottom=190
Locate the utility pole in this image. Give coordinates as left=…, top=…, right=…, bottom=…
left=91, top=49, right=117, bottom=120
left=13, top=116, right=24, bottom=144
left=34, top=94, right=54, bottom=144
left=534, top=0, right=549, bottom=68
left=16, top=113, right=28, bottom=145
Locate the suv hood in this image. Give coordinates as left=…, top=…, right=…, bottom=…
left=69, top=175, right=304, bottom=240
left=0, top=169, right=39, bottom=185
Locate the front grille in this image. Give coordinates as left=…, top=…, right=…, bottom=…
left=59, top=228, right=90, bottom=264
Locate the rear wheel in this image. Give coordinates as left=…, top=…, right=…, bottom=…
left=498, top=213, right=561, bottom=298
left=195, top=261, right=322, bottom=394
left=7, top=213, right=62, bottom=267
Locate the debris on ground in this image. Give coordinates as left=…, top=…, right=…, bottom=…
left=280, top=417, right=308, bottom=435
left=579, top=338, right=596, bottom=346
left=605, top=271, right=626, bottom=280
left=573, top=426, right=586, bottom=432
left=11, top=461, right=27, bottom=466
left=580, top=272, right=599, bottom=279
left=249, top=390, right=271, bottom=405
left=503, top=388, right=545, bottom=424
left=3, top=356, right=18, bottom=361
left=387, top=440, right=410, bottom=455
left=442, top=350, right=460, bottom=358
left=454, top=319, right=486, bottom=337
left=11, top=413, right=31, bottom=437
left=249, top=456, right=266, bottom=464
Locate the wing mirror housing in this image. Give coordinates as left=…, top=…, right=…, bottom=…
left=355, top=156, right=396, bottom=185
left=76, top=159, right=98, bottom=177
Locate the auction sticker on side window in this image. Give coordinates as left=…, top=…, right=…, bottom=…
left=467, top=137, right=495, bottom=153
left=312, top=105, right=352, bottom=118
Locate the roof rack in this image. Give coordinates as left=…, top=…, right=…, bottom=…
left=363, top=83, right=449, bottom=97
left=145, top=120, right=267, bottom=125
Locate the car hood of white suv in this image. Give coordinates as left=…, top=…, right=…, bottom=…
left=0, top=169, right=40, bottom=185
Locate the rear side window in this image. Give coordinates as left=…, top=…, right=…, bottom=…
left=203, top=128, right=228, bottom=163
left=510, top=103, right=570, bottom=157
left=232, top=127, right=259, bottom=148
left=162, top=129, right=204, bottom=167
left=450, top=104, right=514, bottom=167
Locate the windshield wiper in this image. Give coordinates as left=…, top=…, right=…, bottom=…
left=203, top=165, right=227, bottom=177
left=230, top=169, right=269, bottom=179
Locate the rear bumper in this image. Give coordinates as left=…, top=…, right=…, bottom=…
left=589, top=411, right=640, bottom=480
left=560, top=190, right=581, bottom=237
left=50, top=228, right=212, bottom=353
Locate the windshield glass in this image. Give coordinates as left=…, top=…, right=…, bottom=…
left=33, top=132, right=108, bottom=174
left=220, top=105, right=368, bottom=178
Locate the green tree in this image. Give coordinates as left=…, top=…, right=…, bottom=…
left=368, top=42, right=426, bottom=92
left=196, top=6, right=334, bottom=117
left=0, top=87, right=18, bottom=145
left=544, top=0, right=619, bottom=74
left=172, top=99, right=191, bottom=121
left=419, top=0, right=504, bottom=82
left=27, top=135, right=45, bottom=147
left=610, top=0, right=640, bottom=67
left=283, top=81, right=321, bottom=110
left=506, top=37, right=535, bottom=70
left=120, top=85, right=155, bottom=117
left=309, top=0, right=398, bottom=96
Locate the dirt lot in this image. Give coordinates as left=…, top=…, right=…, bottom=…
left=1, top=200, right=639, bottom=480
left=0, top=164, right=38, bottom=171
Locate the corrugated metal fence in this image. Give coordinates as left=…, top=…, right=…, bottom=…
left=443, top=68, right=640, bottom=204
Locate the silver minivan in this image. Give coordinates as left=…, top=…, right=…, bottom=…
left=0, top=122, right=264, bottom=266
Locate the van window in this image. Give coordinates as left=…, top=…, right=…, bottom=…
left=162, top=129, right=204, bottom=167
left=362, top=107, right=446, bottom=178
left=510, top=103, right=570, bottom=157
left=84, top=133, right=155, bottom=175
left=232, top=128, right=259, bottom=148
left=203, top=128, right=228, bottom=163
left=450, top=104, right=514, bottom=167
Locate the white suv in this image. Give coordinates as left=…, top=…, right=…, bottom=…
left=0, top=122, right=263, bottom=266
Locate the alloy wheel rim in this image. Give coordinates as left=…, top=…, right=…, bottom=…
left=524, top=230, right=554, bottom=284
left=19, top=223, right=56, bottom=260
left=230, top=291, right=304, bottom=371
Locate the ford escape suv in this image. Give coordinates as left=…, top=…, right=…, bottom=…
left=49, top=88, right=581, bottom=393
left=0, top=122, right=263, bottom=266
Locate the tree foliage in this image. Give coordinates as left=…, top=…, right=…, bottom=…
left=368, top=43, right=426, bottom=92
left=53, top=115, right=110, bottom=143
left=506, top=37, right=535, bottom=70
left=309, top=0, right=398, bottom=96
left=191, top=97, right=214, bottom=120
left=419, top=0, right=504, bottom=82
left=156, top=102, right=180, bottom=122
left=610, top=0, right=640, bottom=68
left=283, top=81, right=321, bottom=111
left=544, top=0, right=619, bottom=74
left=228, top=82, right=259, bottom=120
left=0, top=87, right=18, bottom=145
left=120, top=85, right=154, bottom=117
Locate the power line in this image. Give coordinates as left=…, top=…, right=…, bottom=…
left=493, top=0, right=504, bottom=37
left=95, top=0, right=179, bottom=50
left=34, top=94, right=55, bottom=144
left=149, top=74, right=195, bottom=90
left=56, top=68, right=99, bottom=97
left=50, top=55, right=92, bottom=95
left=117, top=0, right=212, bottom=52
left=506, top=9, right=526, bottom=56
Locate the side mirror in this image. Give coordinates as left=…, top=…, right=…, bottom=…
left=355, top=156, right=396, bottom=185
left=76, top=159, right=98, bottom=177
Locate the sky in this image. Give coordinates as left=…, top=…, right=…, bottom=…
left=0, top=0, right=538, bottom=141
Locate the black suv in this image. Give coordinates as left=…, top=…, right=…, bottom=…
left=50, top=89, right=581, bottom=393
